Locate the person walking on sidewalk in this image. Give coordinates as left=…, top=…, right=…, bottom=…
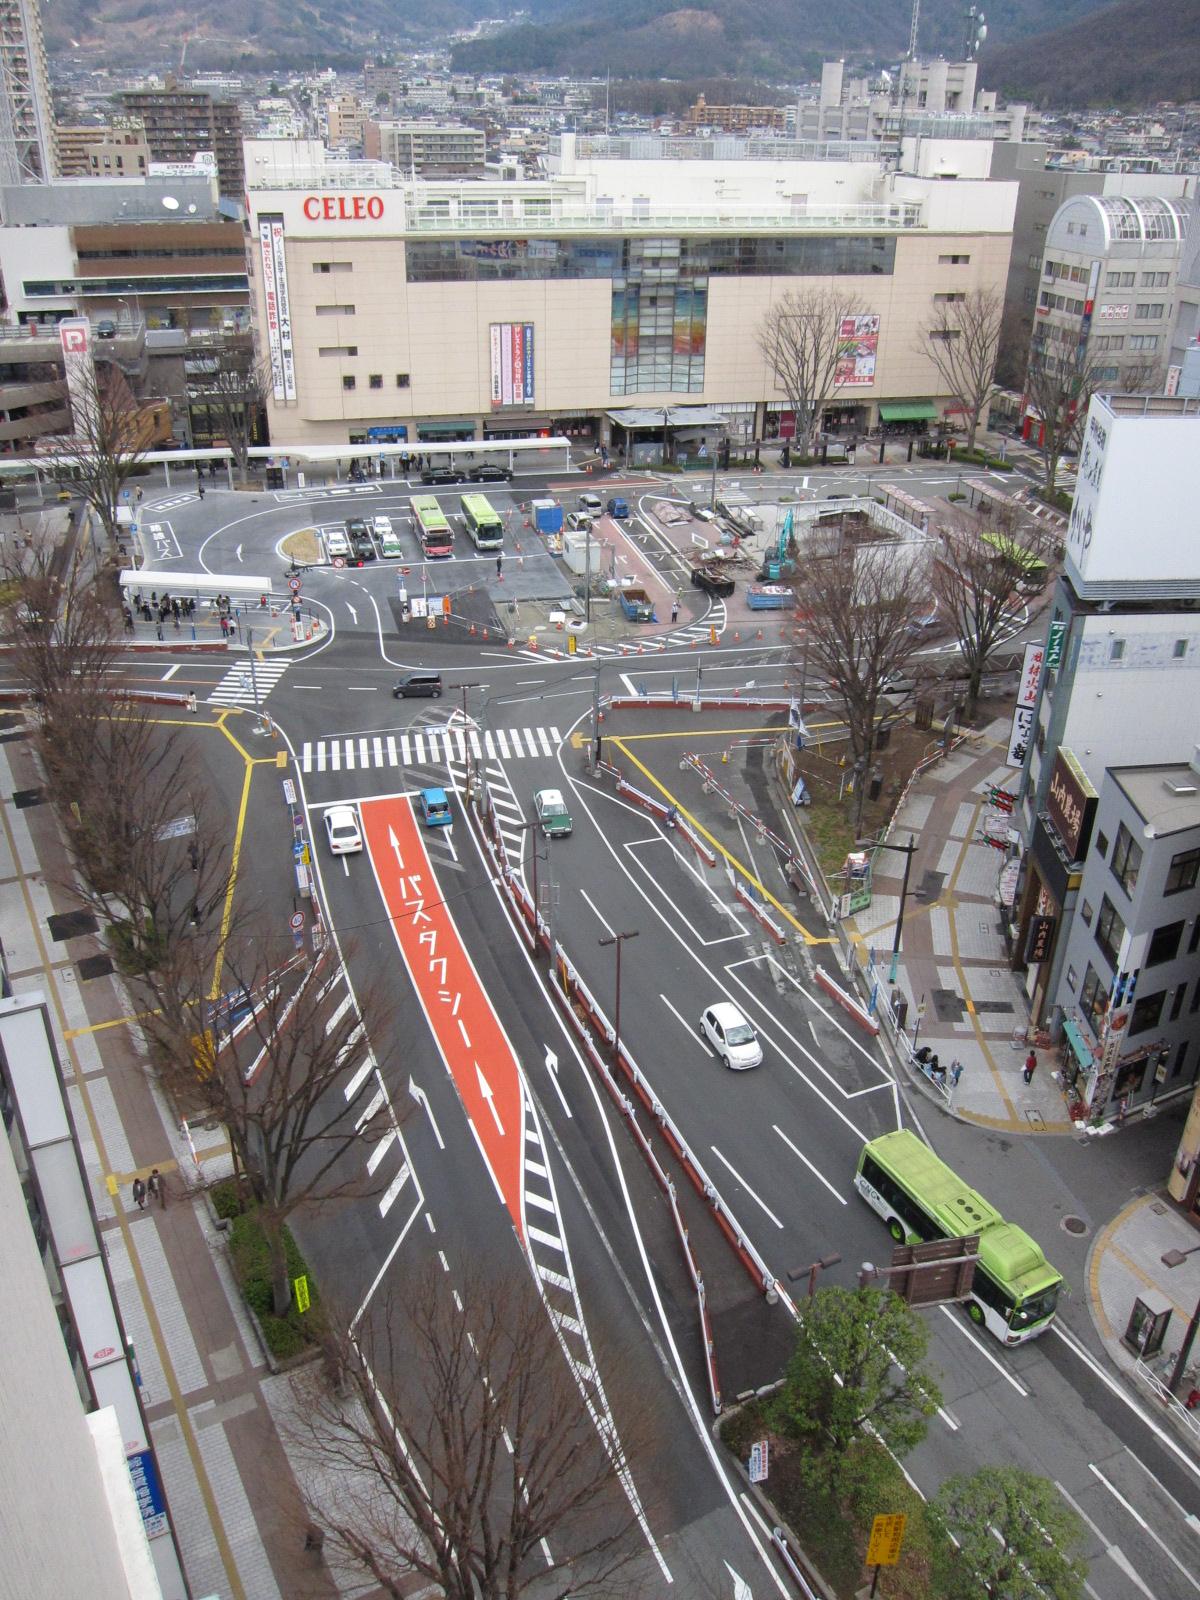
left=671, top=598, right=680, bottom=624
left=132, top=1176, right=146, bottom=1209
left=147, top=1168, right=165, bottom=1208
left=1023, top=1049, right=1038, bottom=1084
left=496, top=553, right=503, bottom=580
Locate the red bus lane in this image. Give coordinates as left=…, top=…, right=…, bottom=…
left=358, top=794, right=526, bottom=1241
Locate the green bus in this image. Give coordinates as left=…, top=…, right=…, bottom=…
left=980, top=532, right=1048, bottom=595
left=855, top=1129, right=1061, bottom=1344
left=460, top=493, right=504, bottom=551
left=411, top=495, right=453, bottom=559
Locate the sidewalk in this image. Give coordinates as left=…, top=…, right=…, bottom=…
left=0, top=712, right=345, bottom=1600
left=841, top=717, right=1077, bottom=1135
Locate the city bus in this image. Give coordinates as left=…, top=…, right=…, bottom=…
left=854, top=1129, right=1062, bottom=1345
left=411, top=495, right=453, bottom=559
left=980, top=531, right=1048, bottom=596
left=460, top=493, right=504, bottom=551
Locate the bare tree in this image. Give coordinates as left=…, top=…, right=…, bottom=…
left=155, top=934, right=390, bottom=1315
left=1023, top=335, right=1102, bottom=494
left=190, top=336, right=268, bottom=481
left=298, top=1267, right=649, bottom=1599
left=934, top=505, right=1029, bottom=719
left=793, top=523, right=931, bottom=833
left=917, top=287, right=1004, bottom=452
left=42, top=362, right=153, bottom=551
left=757, top=287, right=870, bottom=456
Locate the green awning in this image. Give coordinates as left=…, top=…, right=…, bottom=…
left=879, top=401, right=939, bottom=422
left=1062, top=1018, right=1094, bottom=1067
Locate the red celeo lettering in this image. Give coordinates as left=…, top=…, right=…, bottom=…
left=301, top=195, right=385, bottom=221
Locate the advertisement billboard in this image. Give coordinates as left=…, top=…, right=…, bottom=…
left=1045, top=747, right=1098, bottom=861
left=259, top=218, right=296, bottom=404
left=834, top=314, right=880, bottom=387
left=57, top=318, right=97, bottom=441
left=490, top=322, right=536, bottom=408
left=1006, top=640, right=1044, bottom=768
left=1066, top=395, right=1198, bottom=589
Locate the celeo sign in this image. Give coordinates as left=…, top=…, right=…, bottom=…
left=302, top=195, right=385, bottom=221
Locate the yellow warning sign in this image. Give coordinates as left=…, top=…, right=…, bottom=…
left=293, top=1274, right=311, bottom=1314
left=866, top=1513, right=907, bottom=1567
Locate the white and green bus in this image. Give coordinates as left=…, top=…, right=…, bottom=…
left=411, top=495, right=453, bottom=559
left=855, top=1129, right=1061, bottom=1345
left=460, top=493, right=504, bottom=551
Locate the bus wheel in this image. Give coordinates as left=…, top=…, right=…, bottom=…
left=888, top=1218, right=905, bottom=1243
left=967, top=1302, right=985, bottom=1326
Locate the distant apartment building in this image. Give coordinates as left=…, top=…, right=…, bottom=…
left=682, top=95, right=785, bottom=134
left=363, top=62, right=406, bottom=105
left=1025, top=195, right=1189, bottom=423
left=120, top=79, right=243, bottom=197
left=798, top=58, right=1027, bottom=146
left=364, top=120, right=487, bottom=176
left=55, top=126, right=109, bottom=177
left=326, top=94, right=368, bottom=150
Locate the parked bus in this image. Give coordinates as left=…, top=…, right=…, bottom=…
left=854, top=1129, right=1061, bottom=1345
left=411, top=495, right=453, bottom=559
left=980, top=531, right=1048, bottom=596
left=460, top=493, right=504, bottom=551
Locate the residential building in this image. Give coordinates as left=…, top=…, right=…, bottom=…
left=1011, top=396, right=1200, bottom=1114
left=1051, top=756, right=1200, bottom=1120
left=0, top=0, right=56, bottom=182
left=119, top=80, right=243, bottom=198
left=365, top=120, right=487, bottom=176
left=1025, top=195, right=1189, bottom=425
left=244, top=135, right=1017, bottom=450
left=56, top=125, right=111, bottom=177
left=55, top=123, right=150, bottom=180
left=682, top=96, right=786, bottom=135
left=326, top=94, right=368, bottom=151
left=363, top=62, right=407, bottom=106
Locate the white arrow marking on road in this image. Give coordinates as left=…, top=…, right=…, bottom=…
left=476, top=1064, right=505, bottom=1136
left=235, top=542, right=243, bottom=561
left=543, top=1048, right=572, bottom=1119
left=408, top=1076, right=445, bottom=1149
left=388, top=825, right=405, bottom=870
left=346, top=602, right=358, bottom=622
left=724, top=1563, right=753, bottom=1599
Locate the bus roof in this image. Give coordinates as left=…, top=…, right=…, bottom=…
left=411, top=494, right=449, bottom=526
left=980, top=531, right=1046, bottom=574
left=864, top=1130, right=1061, bottom=1296
left=461, top=492, right=501, bottom=521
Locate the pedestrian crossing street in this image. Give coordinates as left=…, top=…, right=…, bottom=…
left=206, top=659, right=290, bottom=707
left=301, top=724, right=562, bottom=773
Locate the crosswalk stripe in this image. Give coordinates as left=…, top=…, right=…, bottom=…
left=373, top=735, right=383, bottom=766
left=344, top=1058, right=373, bottom=1100
left=325, top=993, right=354, bottom=1035
left=379, top=1162, right=411, bottom=1217
left=366, top=1128, right=397, bottom=1175
left=400, top=732, right=412, bottom=763
left=299, top=726, right=562, bottom=774
left=413, top=733, right=426, bottom=764
left=344, top=740, right=356, bottom=771
left=386, top=734, right=398, bottom=765
left=497, top=730, right=512, bottom=758
left=523, top=728, right=538, bottom=757
left=301, top=741, right=312, bottom=770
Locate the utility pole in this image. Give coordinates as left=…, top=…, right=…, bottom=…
left=599, top=929, right=639, bottom=1065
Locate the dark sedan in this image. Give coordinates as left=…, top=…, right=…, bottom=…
left=468, top=463, right=513, bottom=483
left=421, top=466, right=462, bottom=485
left=691, top=564, right=735, bottom=598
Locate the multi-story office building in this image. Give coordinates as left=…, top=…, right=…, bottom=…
left=119, top=80, right=243, bottom=198
left=364, top=120, right=487, bottom=176
left=55, top=123, right=150, bottom=180
left=1025, top=194, right=1190, bottom=424
left=326, top=94, right=368, bottom=151
left=244, top=134, right=1017, bottom=450
left=799, top=58, right=1028, bottom=147
left=1012, top=396, right=1200, bottom=1125
left=0, top=0, right=55, bottom=183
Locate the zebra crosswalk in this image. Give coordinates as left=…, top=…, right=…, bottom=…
left=301, top=725, right=561, bottom=774
left=206, top=659, right=290, bottom=707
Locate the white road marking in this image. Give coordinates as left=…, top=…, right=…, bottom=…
left=661, top=992, right=705, bottom=1048
left=710, top=1146, right=784, bottom=1227
left=772, top=1124, right=846, bottom=1204
left=161, top=664, right=179, bottom=681
left=366, top=1129, right=396, bottom=1174
left=1089, top=1463, right=1200, bottom=1593
left=938, top=1306, right=1029, bottom=1395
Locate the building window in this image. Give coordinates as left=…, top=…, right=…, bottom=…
left=369, top=373, right=382, bottom=389
left=1095, top=895, right=1126, bottom=967
left=1129, top=990, right=1165, bottom=1036
left=315, top=304, right=355, bottom=316
left=1171, top=983, right=1187, bottom=1022
left=1174, top=639, right=1189, bottom=659
left=1189, top=919, right=1200, bottom=955
left=1174, top=1040, right=1189, bottom=1077
left=1128, top=334, right=1159, bottom=351
left=313, top=261, right=352, bottom=274
left=1142, top=271, right=1170, bottom=288
left=1146, top=920, right=1184, bottom=966
left=933, top=291, right=966, bottom=303
left=342, top=375, right=355, bottom=391
left=1095, top=831, right=1109, bottom=859
left=396, top=373, right=410, bottom=387
left=1109, top=639, right=1125, bottom=661
left=1079, top=963, right=1106, bottom=1030
left=1166, top=848, right=1200, bottom=895
left=1106, top=270, right=1135, bottom=288
left=1135, top=303, right=1165, bottom=320
left=319, top=345, right=358, bottom=357
left=1111, top=822, right=1142, bottom=895
left=937, top=253, right=971, bottom=265
left=1094, top=367, right=1119, bottom=383
left=1081, top=899, right=1094, bottom=926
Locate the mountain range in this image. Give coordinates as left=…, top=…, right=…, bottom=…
left=980, top=0, right=1200, bottom=107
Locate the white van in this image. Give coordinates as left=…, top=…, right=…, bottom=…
left=324, top=528, right=351, bottom=560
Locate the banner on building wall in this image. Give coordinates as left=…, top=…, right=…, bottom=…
left=1006, top=640, right=1045, bottom=768
left=834, top=313, right=880, bottom=387
left=259, top=219, right=297, bottom=404
left=490, top=323, right=535, bottom=407
left=56, top=319, right=97, bottom=442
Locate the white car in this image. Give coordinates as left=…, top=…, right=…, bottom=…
left=323, top=805, right=363, bottom=855
left=699, top=1001, right=763, bottom=1070
left=324, top=528, right=351, bottom=560
left=372, top=514, right=393, bottom=538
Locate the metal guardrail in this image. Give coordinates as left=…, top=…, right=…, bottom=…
left=1134, top=1356, right=1200, bottom=1443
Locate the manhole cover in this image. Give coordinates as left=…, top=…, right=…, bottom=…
left=1062, top=1215, right=1089, bottom=1236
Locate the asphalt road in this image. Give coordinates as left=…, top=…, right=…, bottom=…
left=95, top=462, right=1200, bottom=1599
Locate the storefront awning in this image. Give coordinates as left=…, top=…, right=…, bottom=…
left=418, top=421, right=474, bottom=437
left=879, top=401, right=938, bottom=422
left=606, top=406, right=728, bottom=429
left=1062, top=1018, right=1095, bottom=1068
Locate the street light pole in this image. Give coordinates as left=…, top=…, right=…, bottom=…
left=788, top=1252, right=842, bottom=1298
left=599, top=929, right=639, bottom=1065
left=889, top=834, right=917, bottom=985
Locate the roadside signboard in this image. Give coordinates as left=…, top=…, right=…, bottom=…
left=748, top=1440, right=769, bottom=1483
left=866, top=1513, right=907, bottom=1567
